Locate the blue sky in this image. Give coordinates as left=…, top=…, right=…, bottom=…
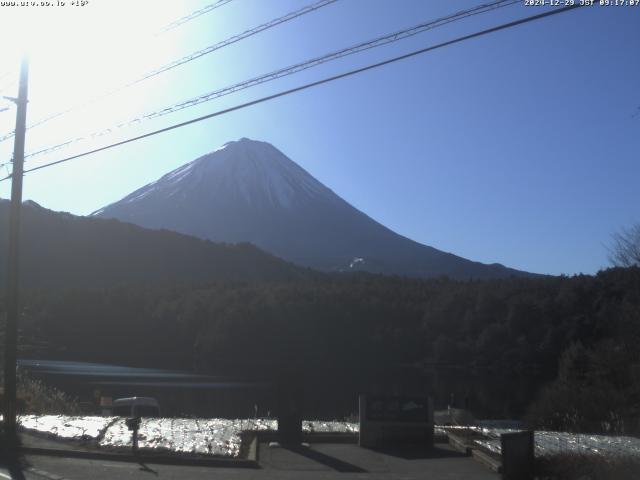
left=0, top=0, right=638, bottom=276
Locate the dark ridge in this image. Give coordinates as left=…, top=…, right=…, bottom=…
left=0, top=201, right=305, bottom=289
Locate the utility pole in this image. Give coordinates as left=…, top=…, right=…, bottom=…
left=3, top=56, right=29, bottom=450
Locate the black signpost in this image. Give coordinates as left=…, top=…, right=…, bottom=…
left=126, top=417, right=141, bottom=454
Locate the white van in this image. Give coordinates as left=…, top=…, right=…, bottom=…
left=112, top=397, right=160, bottom=417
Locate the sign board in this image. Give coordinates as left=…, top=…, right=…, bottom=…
left=359, top=395, right=434, bottom=448
left=366, top=396, right=431, bottom=422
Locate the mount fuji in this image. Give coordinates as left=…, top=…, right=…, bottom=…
left=92, top=138, right=529, bottom=279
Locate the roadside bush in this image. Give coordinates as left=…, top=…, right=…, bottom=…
left=535, top=453, right=640, bottom=480
left=16, top=372, right=80, bottom=415
left=526, top=341, right=639, bottom=434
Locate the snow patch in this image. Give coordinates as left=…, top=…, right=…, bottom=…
left=349, top=257, right=365, bottom=268
left=125, top=187, right=156, bottom=204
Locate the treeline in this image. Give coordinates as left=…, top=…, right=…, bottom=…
left=6, top=267, right=640, bottom=429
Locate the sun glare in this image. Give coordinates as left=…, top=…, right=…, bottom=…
left=0, top=0, right=188, bottom=154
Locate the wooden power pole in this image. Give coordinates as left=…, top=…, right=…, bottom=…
left=3, top=56, right=29, bottom=450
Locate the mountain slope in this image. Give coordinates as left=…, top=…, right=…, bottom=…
left=0, top=199, right=303, bottom=288
left=93, top=138, right=531, bottom=279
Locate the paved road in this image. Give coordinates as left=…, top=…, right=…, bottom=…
left=2, top=443, right=498, bottom=480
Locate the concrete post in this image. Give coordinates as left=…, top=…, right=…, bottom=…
left=501, top=430, right=534, bottom=480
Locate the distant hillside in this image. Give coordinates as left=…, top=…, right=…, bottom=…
left=0, top=199, right=304, bottom=288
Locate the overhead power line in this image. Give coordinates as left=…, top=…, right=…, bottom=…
left=136, top=0, right=339, bottom=88
left=21, top=0, right=519, bottom=161
left=0, top=100, right=13, bottom=114
left=0, top=0, right=339, bottom=145
left=158, top=0, right=235, bottom=34
left=0, top=3, right=584, bottom=184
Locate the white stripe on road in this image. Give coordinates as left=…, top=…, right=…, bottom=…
left=25, top=467, right=67, bottom=480
left=0, top=466, right=68, bottom=480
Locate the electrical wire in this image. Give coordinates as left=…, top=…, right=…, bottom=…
left=134, top=0, right=339, bottom=88
left=21, top=0, right=519, bottom=161
left=0, top=0, right=339, bottom=145
left=157, top=0, right=235, bottom=34
left=0, top=3, right=584, bottom=183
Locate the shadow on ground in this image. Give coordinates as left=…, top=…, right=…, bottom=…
left=137, top=460, right=159, bottom=476
left=281, top=445, right=367, bottom=473
left=367, top=444, right=468, bottom=460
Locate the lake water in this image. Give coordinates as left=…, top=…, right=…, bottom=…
left=18, top=359, right=273, bottom=418
left=18, top=359, right=541, bottom=419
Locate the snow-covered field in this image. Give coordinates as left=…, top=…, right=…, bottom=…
left=18, top=415, right=358, bottom=458
left=18, top=415, right=640, bottom=459
left=20, top=415, right=112, bottom=441
left=444, top=425, right=640, bottom=458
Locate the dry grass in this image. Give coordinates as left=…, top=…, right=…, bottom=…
left=535, top=453, right=640, bottom=480
left=17, top=372, right=80, bottom=415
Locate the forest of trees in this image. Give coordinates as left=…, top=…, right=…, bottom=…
left=5, top=266, right=639, bottom=432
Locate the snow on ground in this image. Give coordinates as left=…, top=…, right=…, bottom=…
left=100, top=417, right=249, bottom=457
left=475, top=429, right=640, bottom=457
left=17, top=415, right=357, bottom=458
left=302, top=420, right=359, bottom=434
left=19, top=415, right=640, bottom=459
left=19, top=415, right=114, bottom=441
left=442, top=425, right=640, bottom=458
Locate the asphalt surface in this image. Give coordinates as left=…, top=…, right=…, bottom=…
left=0, top=442, right=498, bottom=480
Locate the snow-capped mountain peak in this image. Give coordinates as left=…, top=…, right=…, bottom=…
left=105, top=138, right=330, bottom=212
left=93, top=138, right=530, bottom=279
